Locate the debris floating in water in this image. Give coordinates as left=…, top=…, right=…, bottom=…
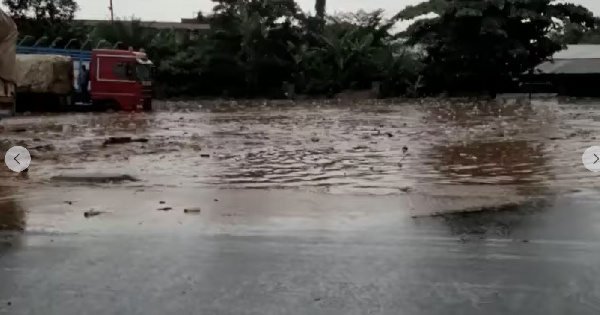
left=398, top=187, right=412, bottom=193
left=103, top=136, right=149, bottom=146
left=84, top=209, right=103, bottom=218
left=51, top=173, right=140, bottom=184
left=184, top=208, right=201, bottom=214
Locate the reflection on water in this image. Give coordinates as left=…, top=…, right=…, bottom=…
left=0, top=186, right=25, bottom=231
left=425, top=101, right=536, bottom=126
left=425, top=198, right=552, bottom=240
left=428, top=140, right=548, bottom=185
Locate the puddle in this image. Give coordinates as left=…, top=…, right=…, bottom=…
left=0, top=186, right=25, bottom=232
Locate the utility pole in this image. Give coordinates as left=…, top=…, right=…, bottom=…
left=109, top=0, right=114, bottom=21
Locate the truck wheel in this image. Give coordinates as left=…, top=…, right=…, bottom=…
left=143, top=100, right=152, bottom=111
left=58, top=95, right=71, bottom=112
left=104, top=100, right=120, bottom=112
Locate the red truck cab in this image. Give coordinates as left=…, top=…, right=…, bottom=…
left=90, top=49, right=153, bottom=111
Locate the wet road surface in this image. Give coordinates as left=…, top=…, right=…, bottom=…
left=1, top=99, right=600, bottom=314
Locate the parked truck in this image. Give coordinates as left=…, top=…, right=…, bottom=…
left=0, top=8, right=153, bottom=115
left=16, top=46, right=154, bottom=112
left=0, top=8, right=17, bottom=117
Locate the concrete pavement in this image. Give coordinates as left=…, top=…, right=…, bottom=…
left=1, top=187, right=600, bottom=314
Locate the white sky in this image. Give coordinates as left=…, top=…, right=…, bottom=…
left=75, top=0, right=600, bottom=22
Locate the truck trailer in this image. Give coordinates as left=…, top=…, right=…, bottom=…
left=0, top=8, right=17, bottom=117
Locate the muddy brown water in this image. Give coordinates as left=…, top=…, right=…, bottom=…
left=3, top=99, right=600, bottom=315
left=0, top=99, right=597, bottom=224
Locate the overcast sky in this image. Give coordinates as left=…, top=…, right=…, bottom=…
left=76, top=0, right=600, bottom=22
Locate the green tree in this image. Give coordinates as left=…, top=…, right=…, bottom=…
left=90, top=19, right=157, bottom=50
left=298, top=9, right=416, bottom=95
left=315, top=0, right=325, bottom=18
left=3, top=0, right=78, bottom=20
left=559, top=18, right=600, bottom=44
left=206, top=0, right=305, bottom=97
left=4, top=0, right=84, bottom=48
left=395, top=0, right=597, bottom=95
left=196, top=11, right=211, bottom=23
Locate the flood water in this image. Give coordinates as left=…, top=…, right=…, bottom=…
left=2, top=99, right=596, bottom=194
left=0, top=98, right=598, bottom=222
left=2, top=100, right=600, bottom=315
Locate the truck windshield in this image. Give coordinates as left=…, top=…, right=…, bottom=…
left=136, top=64, right=151, bottom=81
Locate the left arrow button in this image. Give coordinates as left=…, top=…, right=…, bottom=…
left=4, top=146, right=31, bottom=172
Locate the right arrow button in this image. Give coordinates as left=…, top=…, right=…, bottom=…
left=583, top=146, right=600, bottom=172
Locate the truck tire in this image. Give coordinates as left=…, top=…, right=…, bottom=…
left=143, top=99, right=152, bottom=111
left=0, top=96, right=15, bottom=117
left=11, top=95, right=16, bottom=116
left=57, top=95, right=71, bottom=112
left=102, top=100, right=120, bottom=112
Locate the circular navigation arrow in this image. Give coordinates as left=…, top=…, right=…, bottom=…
left=582, top=146, right=600, bottom=173
left=4, top=146, right=31, bottom=172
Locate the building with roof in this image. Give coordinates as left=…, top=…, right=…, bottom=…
left=528, top=45, right=600, bottom=96
left=79, top=18, right=210, bottom=42
left=80, top=19, right=210, bottom=31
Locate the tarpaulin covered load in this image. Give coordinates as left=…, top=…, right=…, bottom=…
left=16, top=54, right=74, bottom=95
left=0, top=8, right=17, bottom=98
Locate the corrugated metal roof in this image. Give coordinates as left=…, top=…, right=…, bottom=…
left=80, top=20, right=210, bottom=31
left=534, top=45, right=600, bottom=74
left=535, top=59, right=600, bottom=74
left=553, top=45, right=600, bottom=59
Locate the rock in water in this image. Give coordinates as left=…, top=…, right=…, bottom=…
left=103, top=137, right=149, bottom=146
left=16, top=55, right=74, bottom=95
left=51, top=173, right=140, bottom=184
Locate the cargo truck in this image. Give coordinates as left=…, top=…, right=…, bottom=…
left=16, top=46, right=154, bottom=112
left=0, top=8, right=17, bottom=117
left=0, top=8, right=154, bottom=115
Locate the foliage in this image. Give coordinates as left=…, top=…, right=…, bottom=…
left=306, top=10, right=424, bottom=96
left=204, top=0, right=306, bottom=96
left=8, top=0, right=600, bottom=98
left=396, top=0, right=597, bottom=95
left=559, top=18, right=600, bottom=44
left=4, top=0, right=84, bottom=47
left=315, top=0, right=325, bottom=18
left=89, top=19, right=157, bottom=50
left=3, top=0, right=77, bottom=20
